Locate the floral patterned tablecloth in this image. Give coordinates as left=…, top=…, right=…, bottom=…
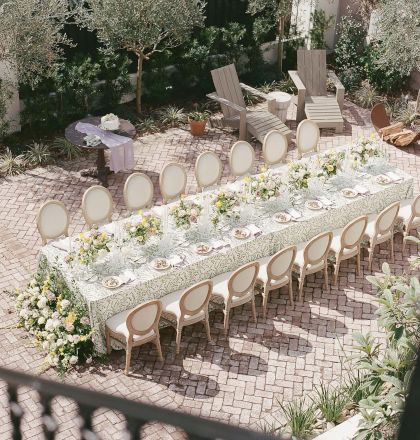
left=39, top=159, right=414, bottom=353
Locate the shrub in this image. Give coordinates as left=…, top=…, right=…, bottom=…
left=158, top=105, right=186, bottom=127
left=136, top=117, right=160, bottom=135
left=312, top=383, right=349, bottom=423
left=24, top=142, right=53, bottom=167
left=309, top=10, right=335, bottom=50
left=51, top=137, right=83, bottom=161
left=0, top=148, right=26, bottom=176
left=279, top=398, right=317, bottom=438
left=354, top=81, right=382, bottom=109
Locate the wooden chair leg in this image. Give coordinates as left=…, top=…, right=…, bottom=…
left=175, top=325, right=183, bottom=354
left=334, top=260, right=341, bottom=286
left=402, top=232, right=406, bottom=253
left=368, top=243, right=375, bottom=271
left=251, top=297, right=257, bottom=323
left=298, top=272, right=305, bottom=303
left=288, top=280, right=294, bottom=306
left=124, top=343, right=132, bottom=375
left=324, top=264, right=329, bottom=291
left=105, top=327, right=111, bottom=355
left=223, top=308, right=230, bottom=335
left=390, top=235, right=395, bottom=262
left=356, top=252, right=361, bottom=276
left=262, top=288, right=269, bottom=318
left=204, top=314, right=211, bottom=342
left=155, top=336, right=164, bottom=362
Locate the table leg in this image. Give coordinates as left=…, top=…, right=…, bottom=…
left=97, top=149, right=108, bottom=187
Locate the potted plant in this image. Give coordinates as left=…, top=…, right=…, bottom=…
left=188, top=110, right=211, bottom=136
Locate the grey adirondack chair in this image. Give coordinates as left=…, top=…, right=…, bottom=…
left=207, top=64, right=292, bottom=143
left=289, top=49, right=345, bottom=132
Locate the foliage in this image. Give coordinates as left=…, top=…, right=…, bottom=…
left=312, top=383, right=348, bottom=423
left=188, top=110, right=211, bottom=122
left=158, top=106, right=186, bottom=127
left=354, top=81, right=382, bottom=109
left=0, top=80, right=11, bottom=139
left=135, top=117, right=160, bottom=135
left=405, top=235, right=420, bottom=270
left=279, top=398, right=317, bottom=438
left=79, top=0, right=206, bottom=112
left=387, top=96, right=419, bottom=129
left=374, top=0, right=420, bottom=76
left=309, top=10, right=334, bottom=50
left=51, top=137, right=83, bottom=161
left=124, top=212, right=161, bottom=244
left=15, top=266, right=95, bottom=374
left=24, top=142, right=54, bottom=167
left=353, top=261, right=420, bottom=439
left=258, top=77, right=296, bottom=95
left=0, top=148, right=25, bottom=176
left=0, top=0, right=72, bottom=86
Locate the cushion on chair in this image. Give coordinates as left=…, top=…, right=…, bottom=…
left=294, top=248, right=325, bottom=272
left=330, top=233, right=358, bottom=258
left=211, top=271, right=254, bottom=306
left=106, top=309, right=155, bottom=342
left=159, top=288, right=206, bottom=322
left=256, top=256, right=289, bottom=287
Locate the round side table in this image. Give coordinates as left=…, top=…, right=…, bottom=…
left=268, top=91, right=292, bottom=123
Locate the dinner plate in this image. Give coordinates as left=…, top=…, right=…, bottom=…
left=376, top=174, right=392, bottom=185
left=341, top=188, right=358, bottom=198
left=305, top=200, right=323, bottom=210
left=195, top=242, right=213, bottom=255
left=232, top=227, right=251, bottom=240
left=150, top=258, right=171, bottom=271
left=102, top=276, right=122, bottom=289
left=274, top=212, right=292, bottom=223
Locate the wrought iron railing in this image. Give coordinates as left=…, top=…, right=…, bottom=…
left=0, top=367, right=286, bottom=440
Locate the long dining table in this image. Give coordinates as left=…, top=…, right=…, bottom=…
left=39, top=153, right=414, bottom=353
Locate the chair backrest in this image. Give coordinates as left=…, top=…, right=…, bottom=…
left=37, top=200, right=69, bottom=245
left=159, top=162, right=187, bottom=203
left=304, top=231, right=333, bottom=265
left=180, top=280, right=213, bottom=317
left=375, top=202, right=400, bottom=236
left=340, top=216, right=368, bottom=250
left=267, top=245, right=297, bottom=282
left=228, top=261, right=259, bottom=297
left=371, top=103, right=390, bottom=132
left=297, top=49, right=327, bottom=96
left=412, top=194, right=420, bottom=218
left=82, top=186, right=113, bottom=228
left=263, top=130, right=288, bottom=166
left=296, top=119, right=319, bottom=158
left=210, top=64, right=246, bottom=119
left=195, top=152, right=223, bottom=190
left=126, top=300, right=162, bottom=336
left=124, top=173, right=154, bottom=212
left=229, top=141, right=255, bottom=177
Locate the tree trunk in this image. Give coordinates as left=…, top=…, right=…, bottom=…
left=277, top=16, right=285, bottom=75
left=136, top=53, right=144, bottom=114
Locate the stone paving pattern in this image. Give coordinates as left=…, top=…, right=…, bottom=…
left=0, top=101, right=419, bottom=439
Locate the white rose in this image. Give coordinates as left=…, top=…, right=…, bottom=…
left=52, top=312, right=59, bottom=319
left=178, top=210, right=186, bottom=217
left=42, top=341, right=49, bottom=350
left=47, top=333, right=56, bottom=341
left=72, top=335, right=80, bottom=344
left=69, top=356, right=78, bottom=365
left=38, top=317, right=45, bottom=325
left=67, top=335, right=74, bottom=343
left=60, top=299, right=70, bottom=309
left=52, top=319, right=61, bottom=329
left=56, top=339, right=64, bottom=347
left=190, top=209, right=197, bottom=216
left=45, top=319, right=54, bottom=331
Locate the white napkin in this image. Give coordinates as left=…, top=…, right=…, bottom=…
left=119, top=270, right=136, bottom=284
left=354, top=184, right=369, bottom=195
left=317, top=196, right=333, bottom=206
left=286, top=208, right=302, bottom=219
left=212, top=240, right=229, bottom=249
left=386, top=171, right=403, bottom=182
left=247, top=224, right=262, bottom=237
left=169, top=255, right=183, bottom=267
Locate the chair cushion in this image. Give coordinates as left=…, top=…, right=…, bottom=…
left=330, top=233, right=358, bottom=258
left=256, top=256, right=289, bottom=287
left=365, top=214, right=393, bottom=243
left=160, top=288, right=206, bottom=322
left=106, top=309, right=155, bottom=342
left=294, top=246, right=325, bottom=273
left=211, top=271, right=254, bottom=306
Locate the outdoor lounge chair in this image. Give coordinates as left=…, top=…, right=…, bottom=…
left=207, top=64, right=292, bottom=143
left=288, top=49, right=345, bottom=132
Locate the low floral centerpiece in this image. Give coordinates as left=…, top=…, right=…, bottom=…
left=349, top=135, right=383, bottom=167
left=284, top=161, right=313, bottom=190
left=170, top=195, right=203, bottom=228
left=16, top=267, right=95, bottom=373
left=100, top=113, right=120, bottom=131
left=68, top=229, right=111, bottom=266
left=242, top=170, right=283, bottom=202
left=315, top=149, right=345, bottom=178
left=124, top=212, right=161, bottom=244
left=212, top=190, right=240, bottom=224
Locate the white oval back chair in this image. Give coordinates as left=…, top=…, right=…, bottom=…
left=296, top=119, right=320, bottom=159
left=161, top=280, right=213, bottom=354
left=37, top=200, right=70, bottom=245
left=262, top=130, right=288, bottom=167
left=256, top=245, right=297, bottom=316
left=159, top=162, right=187, bottom=203
left=365, top=201, right=400, bottom=270
left=331, top=216, right=368, bottom=285
left=105, top=299, right=163, bottom=375
left=398, top=194, right=420, bottom=252
left=123, top=173, right=154, bottom=213
left=229, top=141, right=255, bottom=177
left=195, top=152, right=222, bottom=190
left=82, top=185, right=113, bottom=228
left=294, top=231, right=333, bottom=302
left=211, top=261, right=259, bottom=334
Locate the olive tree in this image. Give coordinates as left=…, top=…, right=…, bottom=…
left=80, top=0, right=206, bottom=113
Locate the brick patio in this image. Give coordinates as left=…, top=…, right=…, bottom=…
left=0, top=101, right=419, bottom=439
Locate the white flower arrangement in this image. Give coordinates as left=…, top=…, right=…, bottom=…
left=212, top=190, right=240, bottom=225
left=16, top=267, right=95, bottom=374
left=350, top=135, right=383, bottom=168
left=170, top=195, right=203, bottom=228
left=242, top=170, right=283, bottom=202
left=124, top=211, right=161, bottom=244
left=66, top=229, right=111, bottom=266
left=315, top=149, right=345, bottom=178
left=100, top=113, right=120, bottom=131
left=284, top=161, right=313, bottom=191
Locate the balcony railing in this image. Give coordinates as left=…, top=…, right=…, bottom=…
left=0, top=366, right=287, bottom=440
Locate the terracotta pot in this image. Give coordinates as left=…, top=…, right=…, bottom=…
left=188, top=118, right=208, bottom=136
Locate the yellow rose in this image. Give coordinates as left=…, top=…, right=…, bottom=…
left=215, top=201, right=222, bottom=208
left=327, top=164, right=334, bottom=172
left=243, top=176, right=251, bottom=183
left=65, top=312, right=76, bottom=326
left=260, top=165, right=267, bottom=173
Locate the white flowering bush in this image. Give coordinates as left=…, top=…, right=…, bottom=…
left=16, top=266, right=95, bottom=374
left=350, top=135, right=383, bottom=167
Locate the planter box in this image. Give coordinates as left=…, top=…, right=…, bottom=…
left=313, top=415, right=362, bottom=440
